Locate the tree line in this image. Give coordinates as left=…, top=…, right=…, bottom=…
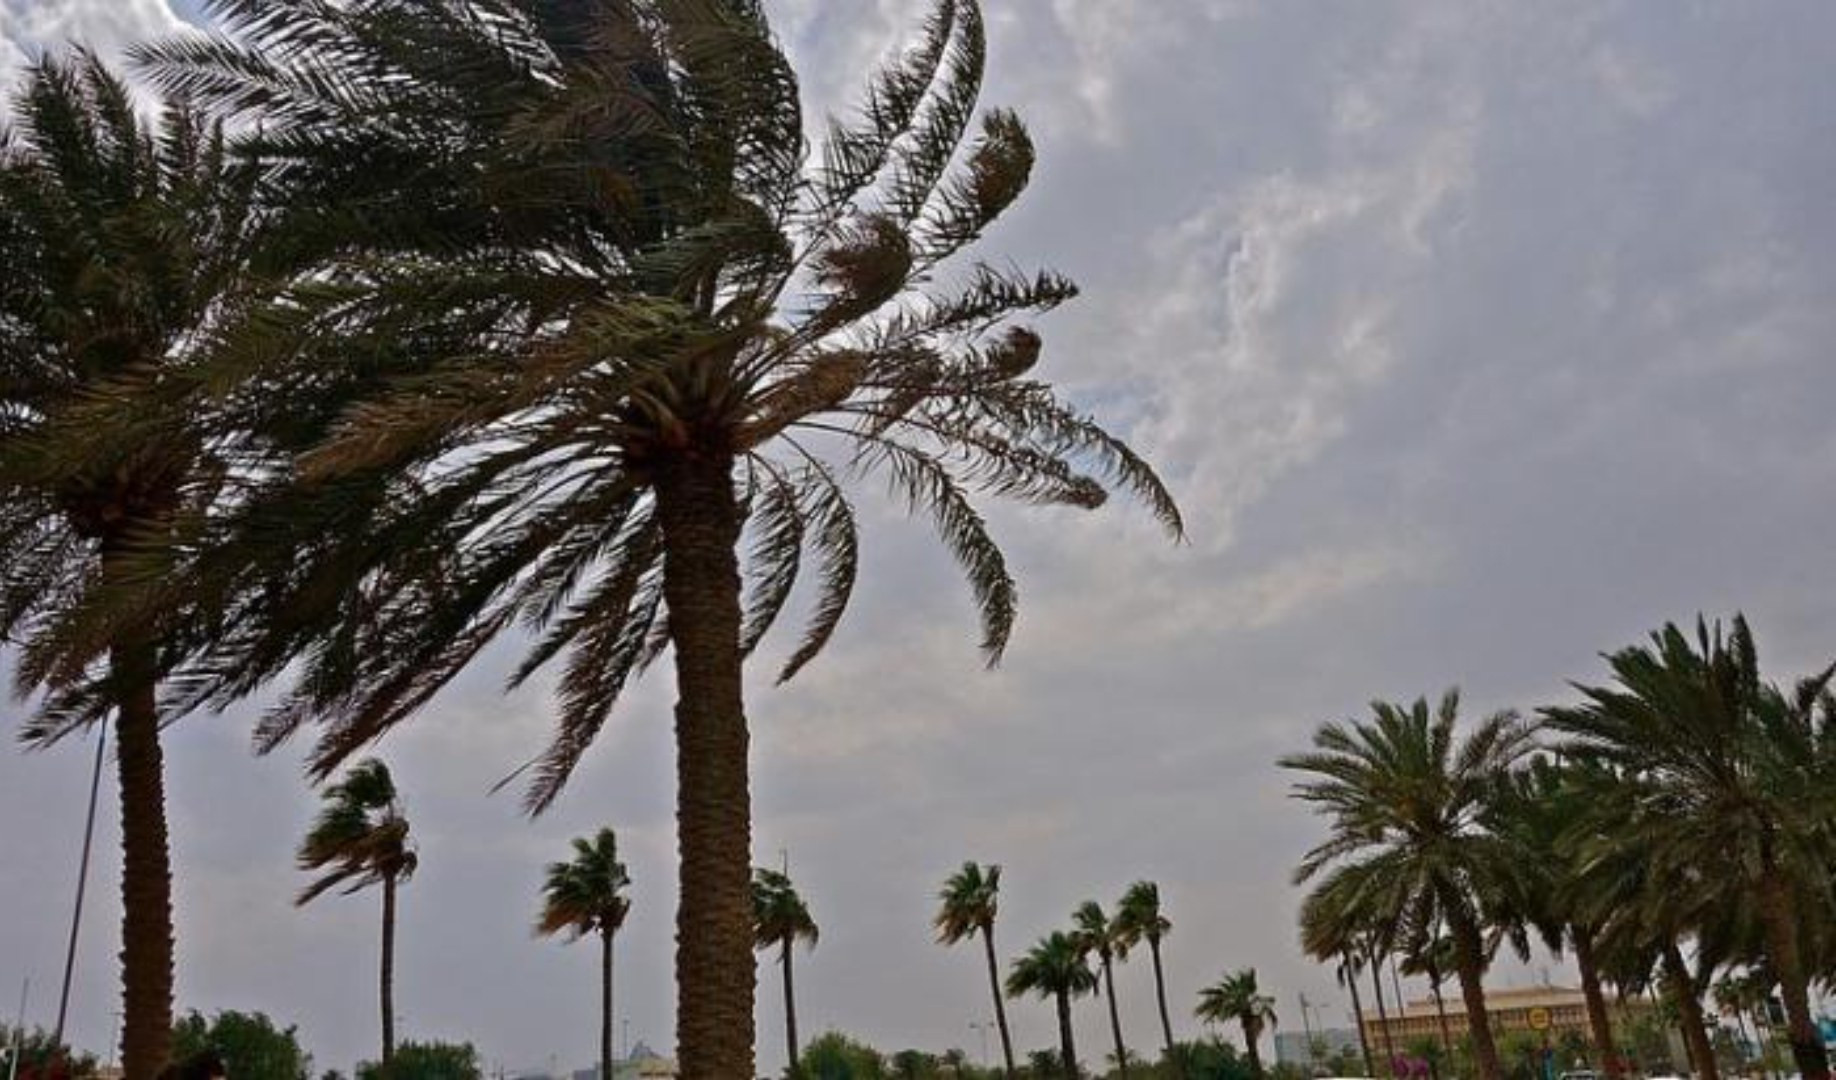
left=1285, top=616, right=1836, bottom=1080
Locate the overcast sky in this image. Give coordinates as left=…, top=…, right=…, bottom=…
left=5, top=0, right=1836, bottom=1076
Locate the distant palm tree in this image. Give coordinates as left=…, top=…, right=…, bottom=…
left=752, top=868, right=818, bottom=1076
left=537, top=829, right=631, bottom=1080
left=1545, top=616, right=1836, bottom=1080
left=1072, top=901, right=1132, bottom=1078
left=1282, top=690, right=1537, bottom=1080
left=1007, top=932, right=1097, bottom=1079
left=0, top=51, right=274, bottom=1080
left=296, top=759, right=418, bottom=1065
left=1115, top=881, right=1179, bottom=1071
left=1398, top=929, right=1459, bottom=1063
left=936, top=862, right=1018, bottom=1077
left=1195, top=969, right=1277, bottom=1078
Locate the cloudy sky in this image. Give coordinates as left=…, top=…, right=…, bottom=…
left=5, top=0, right=1836, bottom=1075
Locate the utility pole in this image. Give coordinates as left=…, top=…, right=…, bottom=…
left=55, top=723, right=107, bottom=1045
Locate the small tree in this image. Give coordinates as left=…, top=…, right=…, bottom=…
left=171, top=1010, right=313, bottom=1080
left=355, top=1041, right=480, bottom=1080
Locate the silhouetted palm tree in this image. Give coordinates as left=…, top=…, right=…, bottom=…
left=1115, top=881, right=1180, bottom=1072
left=936, top=862, right=1017, bottom=1077
left=1283, top=690, right=1537, bottom=1080
left=1007, top=932, right=1097, bottom=1079
left=1195, top=969, right=1276, bottom=1078
left=140, top=6, right=1179, bottom=1073
left=752, top=868, right=818, bottom=1076
left=537, top=829, right=631, bottom=1080
left=1073, top=901, right=1131, bottom=1078
left=297, top=759, right=417, bottom=1065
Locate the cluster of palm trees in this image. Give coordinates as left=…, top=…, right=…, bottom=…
left=1284, top=616, right=1836, bottom=1080
left=0, top=2, right=1176, bottom=1077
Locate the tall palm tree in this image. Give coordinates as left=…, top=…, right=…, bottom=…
left=140, top=6, right=1180, bottom=1075
left=1072, top=901, right=1131, bottom=1079
left=1195, top=969, right=1277, bottom=1078
left=936, top=862, right=1017, bottom=1078
left=0, top=52, right=275, bottom=1080
left=752, top=867, right=818, bottom=1077
left=1281, top=690, right=1537, bottom=1080
left=1006, top=932, right=1097, bottom=1080
left=1545, top=616, right=1836, bottom=1080
left=1114, top=881, right=1180, bottom=1072
left=537, top=829, right=631, bottom=1080
left=296, top=758, right=418, bottom=1066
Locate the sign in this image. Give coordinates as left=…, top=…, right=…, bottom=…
left=1527, top=1007, right=1552, bottom=1032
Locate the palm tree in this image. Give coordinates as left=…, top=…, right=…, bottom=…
left=1006, top=932, right=1097, bottom=1079
left=1072, top=901, right=1131, bottom=1079
left=752, top=868, right=818, bottom=1077
left=1281, top=690, right=1537, bottom=1080
left=1114, top=881, right=1180, bottom=1072
left=0, top=52, right=277, bottom=1080
left=1195, top=969, right=1277, bottom=1078
left=936, top=863, right=1018, bottom=1078
left=537, top=829, right=631, bottom=1080
left=1544, top=616, right=1836, bottom=1080
left=140, top=6, right=1180, bottom=1075
left=296, top=758, right=418, bottom=1066
left=1398, top=930, right=1458, bottom=1064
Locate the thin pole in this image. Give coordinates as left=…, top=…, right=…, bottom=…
left=8, top=979, right=30, bottom=1080
left=55, top=722, right=107, bottom=1044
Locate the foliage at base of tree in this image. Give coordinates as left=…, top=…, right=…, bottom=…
left=0, top=1026, right=99, bottom=1080
left=171, top=1010, right=312, bottom=1080
left=355, top=1041, right=481, bottom=1080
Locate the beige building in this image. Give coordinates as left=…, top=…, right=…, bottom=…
left=1362, top=985, right=1649, bottom=1050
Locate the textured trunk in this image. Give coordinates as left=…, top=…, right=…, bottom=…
left=381, top=873, right=397, bottom=1065
left=1345, top=958, right=1375, bottom=1079
left=781, top=939, right=800, bottom=1075
left=1150, top=937, right=1180, bottom=1077
left=1101, top=954, right=1129, bottom=1078
left=1370, top=953, right=1397, bottom=1075
left=112, top=636, right=173, bottom=1080
left=982, top=925, right=1017, bottom=1078
left=602, top=929, right=614, bottom=1080
left=1448, top=908, right=1504, bottom=1080
left=1429, top=970, right=1455, bottom=1061
left=1662, top=941, right=1718, bottom=1080
left=1243, top=1019, right=1264, bottom=1078
left=656, top=456, right=753, bottom=1080
left=1572, top=928, right=1622, bottom=1079
left=1056, top=988, right=1079, bottom=1080
left=1756, top=869, right=1831, bottom=1080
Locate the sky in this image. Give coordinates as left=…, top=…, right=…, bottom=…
left=4, top=0, right=1836, bottom=1076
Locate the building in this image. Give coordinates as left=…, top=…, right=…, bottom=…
left=1360, top=985, right=1652, bottom=1051
left=1276, top=1027, right=1364, bottom=1069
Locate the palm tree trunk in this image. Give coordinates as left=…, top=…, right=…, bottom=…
left=1572, top=928, right=1622, bottom=1079
left=1344, top=957, right=1376, bottom=1079
left=1661, top=942, right=1718, bottom=1080
left=1056, top=988, right=1079, bottom=1080
left=1429, top=970, right=1455, bottom=1063
left=602, top=928, right=614, bottom=1080
left=982, top=926, right=1017, bottom=1078
left=1756, top=869, right=1831, bottom=1080
left=1448, top=909, right=1504, bottom=1080
left=1242, top=1020, right=1264, bottom=1078
left=1370, top=953, right=1397, bottom=1076
left=1101, top=955, right=1129, bottom=1079
left=111, top=636, right=173, bottom=1080
left=381, top=872, right=397, bottom=1065
left=782, top=939, right=800, bottom=1075
left=655, top=456, right=754, bottom=1080
left=1150, top=937, right=1179, bottom=1077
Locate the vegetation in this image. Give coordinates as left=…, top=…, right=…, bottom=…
left=170, top=1011, right=312, bottom=1080
left=1006, top=931, right=1097, bottom=1079
left=354, top=1040, right=481, bottom=1080
left=536, top=828, right=631, bottom=1080
left=296, top=758, right=418, bottom=1067
left=1193, top=970, right=1275, bottom=1078
left=754, top=867, right=819, bottom=1076
left=936, top=862, right=1019, bottom=1077
left=0, top=1026, right=98, bottom=1080
left=1114, top=881, right=1180, bottom=1070
left=1072, top=900, right=1133, bottom=1078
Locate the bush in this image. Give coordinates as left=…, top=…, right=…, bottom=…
left=355, top=1041, right=482, bottom=1080
left=0, top=1026, right=99, bottom=1080
left=172, top=1010, right=313, bottom=1080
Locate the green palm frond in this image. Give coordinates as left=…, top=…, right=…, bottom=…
left=751, top=867, right=817, bottom=952
left=297, top=757, right=416, bottom=907
left=1005, top=931, right=1096, bottom=1002
left=537, top=827, right=631, bottom=941
left=935, top=861, right=1000, bottom=946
